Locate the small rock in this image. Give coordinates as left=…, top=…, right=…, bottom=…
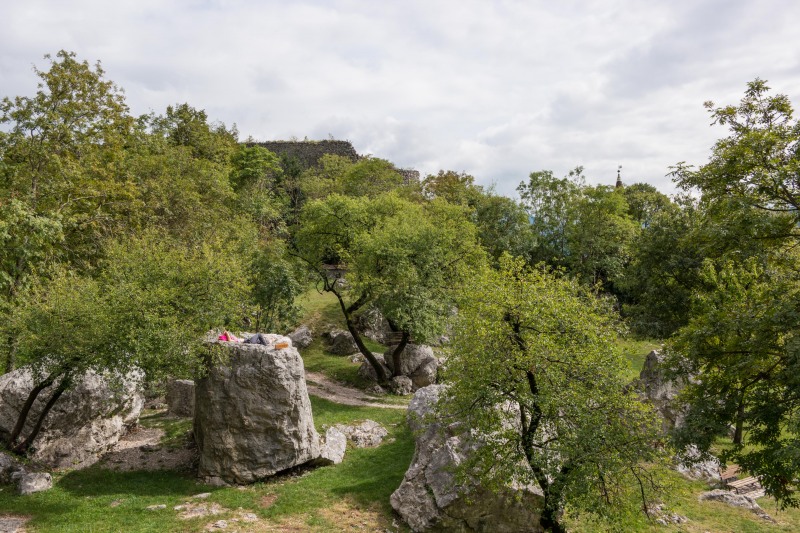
left=389, top=376, right=413, bottom=396
left=17, top=472, right=52, bottom=495
left=109, top=499, right=123, bottom=507
left=146, top=504, right=167, bottom=510
left=316, top=426, right=347, bottom=465
left=192, top=492, right=212, bottom=499
left=334, top=420, right=388, bottom=448
left=240, top=512, right=258, bottom=522
left=210, top=519, right=228, bottom=529
left=323, top=329, right=358, bottom=356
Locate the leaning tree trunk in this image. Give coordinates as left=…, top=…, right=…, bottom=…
left=7, top=371, right=59, bottom=447
left=12, top=376, right=70, bottom=455
left=331, top=289, right=389, bottom=384
left=390, top=331, right=410, bottom=376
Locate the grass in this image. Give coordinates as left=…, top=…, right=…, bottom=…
left=618, top=336, right=662, bottom=382
left=0, top=399, right=413, bottom=532
left=138, top=410, right=193, bottom=449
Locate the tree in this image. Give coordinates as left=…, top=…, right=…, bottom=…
left=668, top=257, right=800, bottom=506
left=293, top=192, right=484, bottom=382
left=665, top=80, right=800, bottom=507
left=673, top=79, right=800, bottom=223
left=439, top=256, right=662, bottom=532
left=4, top=231, right=251, bottom=454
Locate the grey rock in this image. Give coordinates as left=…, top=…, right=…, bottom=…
left=146, top=504, right=167, bottom=510
left=288, top=325, right=313, bottom=349
left=639, top=350, right=687, bottom=432
left=0, top=367, right=144, bottom=468
left=323, top=329, right=358, bottom=356
left=0, top=451, right=25, bottom=484
left=391, top=385, right=543, bottom=532
left=675, top=445, right=721, bottom=482
left=699, top=489, right=773, bottom=521
left=316, top=426, right=347, bottom=465
left=389, top=376, right=414, bottom=396
left=366, top=384, right=386, bottom=395
left=384, top=344, right=439, bottom=390
left=355, top=306, right=394, bottom=344
left=17, top=472, right=52, bottom=495
left=333, top=420, right=388, bottom=448
left=166, top=379, right=195, bottom=418
left=195, top=338, right=320, bottom=485
left=0, top=515, right=28, bottom=532
left=358, top=353, right=391, bottom=383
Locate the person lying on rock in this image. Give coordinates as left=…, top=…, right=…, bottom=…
left=218, top=330, right=242, bottom=342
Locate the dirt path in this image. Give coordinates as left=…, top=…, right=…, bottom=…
left=305, top=372, right=407, bottom=410
left=99, top=424, right=195, bottom=472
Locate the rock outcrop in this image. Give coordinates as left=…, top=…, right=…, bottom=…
left=675, top=445, right=721, bottom=482
left=699, top=490, right=773, bottom=521
left=195, top=338, right=320, bottom=485
left=0, top=367, right=144, bottom=468
left=288, top=325, right=313, bottom=349
left=389, top=376, right=414, bottom=395
left=639, top=350, right=686, bottom=432
left=323, top=329, right=358, bottom=356
left=384, top=344, right=439, bottom=390
left=166, top=379, right=195, bottom=418
left=390, top=385, right=543, bottom=532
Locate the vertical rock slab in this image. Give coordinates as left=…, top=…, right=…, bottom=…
left=166, top=379, right=195, bottom=418
left=195, top=339, right=320, bottom=485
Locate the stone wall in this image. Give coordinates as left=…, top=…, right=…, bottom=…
left=246, top=140, right=359, bottom=169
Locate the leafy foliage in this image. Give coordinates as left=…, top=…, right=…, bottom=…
left=440, top=256, right=663, bottom=531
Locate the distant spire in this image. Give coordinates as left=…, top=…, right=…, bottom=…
left=615, top=165, right=623, bottom=188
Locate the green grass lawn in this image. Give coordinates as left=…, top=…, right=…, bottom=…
left=0, top=400, right=413, bottom=532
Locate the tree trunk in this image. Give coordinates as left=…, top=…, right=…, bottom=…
left=7, top=372, right=59, bottom=447
left=733, top=392, right=746, bottom=445
left=332, top=290, right=388, bottom=384
left=390, top=331, right=410, bottom=376
left=12, top=377, right=69, bottom=455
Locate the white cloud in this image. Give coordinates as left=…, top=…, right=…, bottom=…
left=2, top=0, right=800, bottom=198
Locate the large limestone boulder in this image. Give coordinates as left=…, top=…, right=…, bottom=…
left=384, top=344, right=439, bottom=390
left=323, top=329, right=358, bottom=356
left=639, top=350, right=686, bottom=432
left=166, top=379, right=195, bottom=418
left=195, top=338, right=320, bottom=485
left=0, top=367, right=144, bottom=469
left=390, top=385, right=543, bottom=532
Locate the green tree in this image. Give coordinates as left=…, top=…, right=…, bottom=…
left=440, top=256, right=662, bottom=532
left=293, top=192, right=484, bottom=382
left=4, top=231, right=250, bottom=454
left=664, top=80, right=800, bottom=507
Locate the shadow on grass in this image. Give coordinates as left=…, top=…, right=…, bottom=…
left=57, top=467, right=210, bottom=498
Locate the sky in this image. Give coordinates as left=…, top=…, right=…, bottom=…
left=1, top=0, right=799, bottom=197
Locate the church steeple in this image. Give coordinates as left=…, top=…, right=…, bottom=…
left=615, top=165, right=623, bottom=189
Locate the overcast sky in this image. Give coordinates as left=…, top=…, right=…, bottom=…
left=2, top=0, right=799, bottom=196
